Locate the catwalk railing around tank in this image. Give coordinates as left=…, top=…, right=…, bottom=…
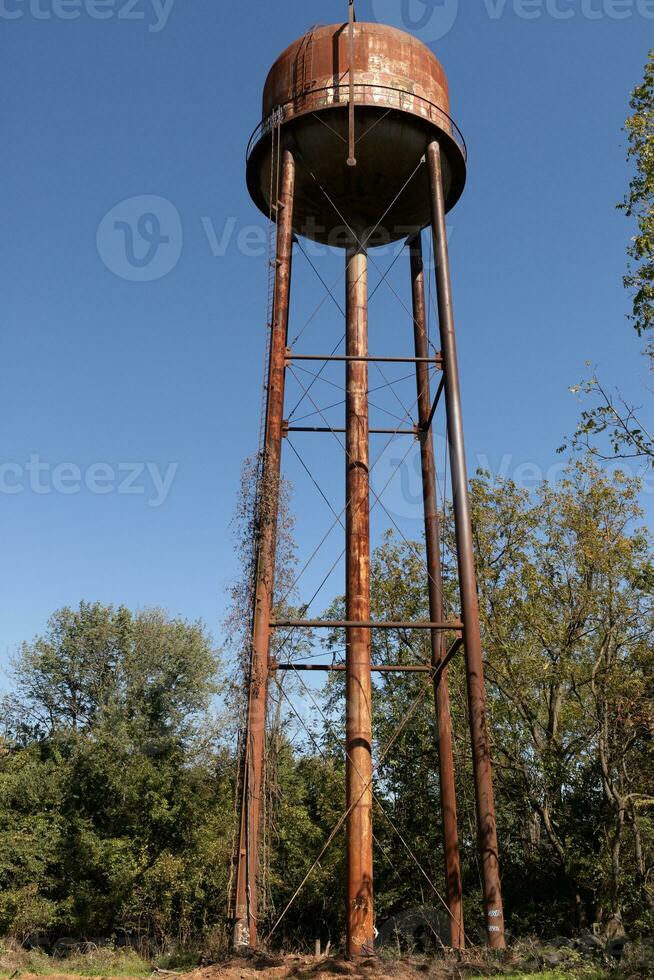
left=246, top=82, right=467, bottom=164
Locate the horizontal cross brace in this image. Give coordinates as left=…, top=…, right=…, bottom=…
left=271, top=663, right=433, bottom=673
left=270, top=639, right=465, bottom=678
left=285, top=425, right=417, bottom=436
left=287, top=353, right=443, bottom=366
left=270, top=620, right=463, bottom=632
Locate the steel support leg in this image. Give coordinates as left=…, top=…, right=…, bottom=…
left=233, top=145, right=296, bottom=951
left=345, top=246, right=374, bottom=957
left=410, top=232, right=465, bottom=950
left=426, top=140, right=506, bottom=950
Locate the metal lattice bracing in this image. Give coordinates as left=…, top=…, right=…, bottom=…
left=232, top=15, right=506, bottom=957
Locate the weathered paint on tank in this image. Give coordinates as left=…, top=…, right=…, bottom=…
left=262, top=22, right=451, bottom=129
left=246, top=22, right=466, bottom=247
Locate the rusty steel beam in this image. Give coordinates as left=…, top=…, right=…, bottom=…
left=285, top=426, right=417, bottom=436
left=287, top=354, right=442, bottom=364
left=345, top=246, right=374, bottom=956
left=410, top=231, right=464, bottom=950
left=272, top=664, right=433, bottom=673
left=426, top=139, right=506, bottom=950
left=270, top=620, right=463, bottom=631
left=232, top=145, right=296, bottom=952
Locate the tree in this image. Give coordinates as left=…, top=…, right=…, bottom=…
left=568, top=51, right=654, bottom=463
left=0, top=604, right=233, bottom=948
left=4, top=603, right=218, bottom=747
left=3, top=461, right=654, bottom=950
left=468, top=463, right=654, bottom=932
left=316, top=464, right=654, bottom=940
left=623, top=51, right=654, bottom=343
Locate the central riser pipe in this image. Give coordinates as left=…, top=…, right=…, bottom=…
left=345, top=247, right=374, bottom=957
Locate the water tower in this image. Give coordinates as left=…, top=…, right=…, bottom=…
left=231, top=5, right=505, bottom=957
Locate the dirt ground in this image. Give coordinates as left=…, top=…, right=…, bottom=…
left=15, top=956, right=491, bottom=980
left=189, top=957, right=454, bottom=979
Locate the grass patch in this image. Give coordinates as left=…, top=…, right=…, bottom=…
left=0, top=945, right=152, bottom=978
left=504, top=974, right=598, bottom=980
left=154, top=952, right=199, bottom=972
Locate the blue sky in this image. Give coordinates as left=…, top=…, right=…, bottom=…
left=2, top=0, right=652, bottom=680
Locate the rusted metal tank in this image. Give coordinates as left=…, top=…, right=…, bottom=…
left=246, top=22, right=466, bottom=247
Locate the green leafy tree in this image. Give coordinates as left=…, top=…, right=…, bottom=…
left=569, top=52, right=654, bottom=462
left=312, top=464, right=654, bottom=942
left=623, top=50, right=654, bottom=341
left=0, top=603, right=233, bottom=949
left=468, top=463, right=654, bottom=932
